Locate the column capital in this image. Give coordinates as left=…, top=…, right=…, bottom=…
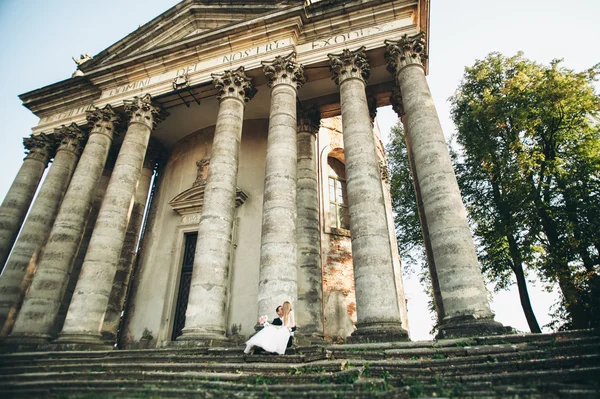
left=328, top=47, right=370, bottom=86
left=385, top=32, right=428, bottom=74
left=389, top=88, right=405, bottom=117
left=262, top=52, right=306, bottom=89
left=297, top=105, right=320, bottom=135
left=212, top=66, right=257, bottom=103
left=54, top=123, right=87, bottom=156
left=86, top=104, right=120, bottom=140
left=124, top=94, right=167, bottom=130
left=23, top=133, right=56, bottom=163
left=367, top=95, right=377, bottom=124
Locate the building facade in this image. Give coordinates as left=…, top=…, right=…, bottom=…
left=0, top=0, right=505, bottom=350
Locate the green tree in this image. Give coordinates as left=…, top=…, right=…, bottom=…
left=449, top=52, right=600, bottom=330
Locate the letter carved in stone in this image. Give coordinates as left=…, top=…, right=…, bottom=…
left=262, top=52, right=306, bottom=89
left=327, top=46, right=370, bottom=86
left=212, top=67, right=257, bottom=103
left=385, top=32, right=428, bottom=74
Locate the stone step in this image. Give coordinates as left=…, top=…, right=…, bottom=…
left=0, top=365, right=363, bottom=385
left=0, top=374, right=395, bottom=398
left=0, top=350, right=331, bottom=368
left=329, top=336, right=600, bottom=360
left=361, top=354, right=600, bottom=380
left=0, top=344, right=327, bottom=363
left=0, top=358, right=347, bottom=376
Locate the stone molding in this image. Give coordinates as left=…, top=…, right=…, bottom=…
left=297, top=105, right=321, bottom=135
left=328, top=46, right=370, bottom=86
left=85, top=104, right=120, bottom=140
left=212, top=67, right=257, bottom=103
left=385, top=32, right=428, bottom=74
left=124, top=94, right=167, bottom=129
left=262, top=51, right=306, bottom=89
left=54, top=123, right=87, bottom=156
left=22, top=134, right=56, bottom=163
left=169, top=185, right=248, bottom=217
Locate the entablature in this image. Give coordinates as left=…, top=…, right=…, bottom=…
left=21, top=0, right=427, bottom=136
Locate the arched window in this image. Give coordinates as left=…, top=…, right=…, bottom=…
left=327, top=157, right=350, bottom=230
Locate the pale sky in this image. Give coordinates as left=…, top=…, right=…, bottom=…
left=0, top=0, right=599, bottom=340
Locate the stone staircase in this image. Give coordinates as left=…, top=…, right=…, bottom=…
left=0, top=329, right=598, bottom=398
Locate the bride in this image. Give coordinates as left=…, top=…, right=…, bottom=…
left=244, top=301, right=295, bottom=355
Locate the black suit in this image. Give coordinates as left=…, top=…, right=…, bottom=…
left=272, top=317, right=295, bottom=348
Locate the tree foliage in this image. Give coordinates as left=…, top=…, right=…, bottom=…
left=449, top=52, right=600, bottom=330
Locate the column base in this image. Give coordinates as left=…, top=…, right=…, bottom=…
left=436, top=315, right=510, bottom=339
left=174, top=329, right=231, bottom=348
left=53, top=332, right=114, bottom=351
left=0, top=332, right=54, bottom=353
left=346, top=321, right=409, bottom=344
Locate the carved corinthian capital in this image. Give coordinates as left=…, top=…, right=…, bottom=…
left=389, top=88, right=405, bottom=117
left=327, top=46, right=370, bottom=86
left=212, top=67, right=257, bottom=103
left=297, top=105, right=321, bottom=135
left=124, top=94, right=167, bottom=130
left=385, top=32, right=428, bottom=75
left=86, top=104, right=120, bottom=140
left=23, top=133, right=57, bottom=162
left=54, top=123, right=87, bottom=156
left=262, top=52, right=306, bottom=89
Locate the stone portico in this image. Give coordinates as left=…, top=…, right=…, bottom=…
left=0, top=0, right=506, bottom=351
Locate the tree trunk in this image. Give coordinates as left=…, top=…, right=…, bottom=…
left=510, top=259, right=542, bottom=333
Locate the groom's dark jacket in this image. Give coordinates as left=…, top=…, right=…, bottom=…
left=271, top=317, right=296, bottom=332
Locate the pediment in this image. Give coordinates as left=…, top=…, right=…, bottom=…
left=80, top=0, right=303, bottom=72
left=169, top=183, right=248, bottom=216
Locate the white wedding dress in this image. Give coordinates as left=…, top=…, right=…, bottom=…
left=244, top=323, right=291, bottom=355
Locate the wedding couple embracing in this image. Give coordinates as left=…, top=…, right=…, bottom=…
left=244, top=301, right=296, bottom=355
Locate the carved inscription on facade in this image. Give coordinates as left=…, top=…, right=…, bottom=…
left=100, top=39, right=290, bottom=100
left=182, top=213, right=201, bottom=225
left=303, top=19, right=409, bottom=51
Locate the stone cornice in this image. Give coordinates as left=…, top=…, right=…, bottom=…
left=19, top=0, right=424, bottom=134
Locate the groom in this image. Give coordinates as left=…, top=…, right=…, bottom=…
left=271, top=305, right=295, bottom=348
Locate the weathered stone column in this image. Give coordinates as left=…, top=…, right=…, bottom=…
left=178, top=67, right=255, bottom=343
left=0, top=134, right=54, bottom=269
left=390, top=89, right=445, bottom=324
left=56, top=95, right=165, bottom=347
left=101, top=142, right=163, bottom=342
left=257, top=53, right=305, bottom=320
left=386, top=33, right=505, bottom=338
left=328, top=47, right=407, bottom=342
left=0, top=125, right=85, bottom=331
left=6, top=106, right=119, bottom=343
left=295, top=105, right=323, bottom=336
